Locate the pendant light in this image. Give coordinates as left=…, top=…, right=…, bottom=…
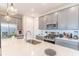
left=4, top=3, right=11, bottom=21
left=7, top=3, right=17, bottom=15
left=4, top=13, right=11, bottom=21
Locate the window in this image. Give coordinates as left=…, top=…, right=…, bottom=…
left=1, top=23, right=17, bottom=38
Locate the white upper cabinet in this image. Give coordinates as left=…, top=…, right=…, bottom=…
left=39, top=5, right=79, bottom=30
left=39, top=16, right=47, bottom=30
left=58, top=6, right=79, bottom=29
left=39, top=16, right=44, bottom=30
left=46, top=13, right=58, bottom=24
left=66, top=6, right=79, bottom=29
left=39, top=13, right=58, bottom=30
left=58, top=9, right=68, bottom=29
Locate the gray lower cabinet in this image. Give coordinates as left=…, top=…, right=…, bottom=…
left=36, top=35, right=45, bottom=40
left=55, top=38, right=79, bottom=50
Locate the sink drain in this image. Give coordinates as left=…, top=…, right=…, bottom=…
left=45, top=49, right=56, bottom=56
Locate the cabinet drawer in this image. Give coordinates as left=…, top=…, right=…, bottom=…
left=55, top=39, right=79, bottom=50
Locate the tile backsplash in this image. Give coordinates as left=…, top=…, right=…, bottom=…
left=38, top=30, right=79, bottom=36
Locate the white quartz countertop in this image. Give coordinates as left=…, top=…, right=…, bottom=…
left=1, top=38, right=79, bottom=56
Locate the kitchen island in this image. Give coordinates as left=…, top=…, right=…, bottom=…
left=1, top=38, right=79, bottom=56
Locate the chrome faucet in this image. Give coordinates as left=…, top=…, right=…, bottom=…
left=25, top=31, right=32, bottom=40
left=26, top=31, right=32, bottom=35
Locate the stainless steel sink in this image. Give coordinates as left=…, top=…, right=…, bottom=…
left=26, top=39, right=41, bottom=45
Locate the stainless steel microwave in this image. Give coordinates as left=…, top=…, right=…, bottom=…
left=46, top=24, right=57, bottom=29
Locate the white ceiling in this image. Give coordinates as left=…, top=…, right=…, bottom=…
left=0, top=3, right=74, bottom=17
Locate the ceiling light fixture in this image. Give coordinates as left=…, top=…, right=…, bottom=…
left=4, top=3, right=11, bottom=21
left=70, top=7, right=75, bottom=11
left=55, top=12, right=58, bottom=15
left=4, top=14, right=11, bottom=21
left=7, top=3, right=17, bottom=15
left=31, top=8, right=35, bottom=12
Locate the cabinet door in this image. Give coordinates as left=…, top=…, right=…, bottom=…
left=39, top=16, right=44, bottom=30
left=45, top=15, right=50, bottom=24
left=67, top=6, right=79, bottom=29
left=48, top=13, right=58, bottom=24
left=58, top=9, right=68, bottom=29
left=58, top=6, right=79, bottom=29
left=45, top=13, right=58, bottom=29
left=39, top=16, right=46, bottom=30
left=44, top=15, right=48, bottom=29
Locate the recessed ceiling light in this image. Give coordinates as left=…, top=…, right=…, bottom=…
left=30, top=13, right=35, bottom=17
left=70, top=7, right=75, bottom=11
left=31, top=8, right=35, bottom=12
left=30, top=13, right=38, bottom=17
left=55, top=12, right=58, bottom=15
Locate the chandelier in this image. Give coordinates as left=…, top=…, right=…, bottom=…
left=4, top=3, right=18, bottom=21
left=7, top=3, right=18, bottom=15
left=4, top=13, right=11, bottom=21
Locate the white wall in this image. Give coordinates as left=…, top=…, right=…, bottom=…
left=33, top=17, right=39, bottom=37
left=22, top=15, right=39, bottom=39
